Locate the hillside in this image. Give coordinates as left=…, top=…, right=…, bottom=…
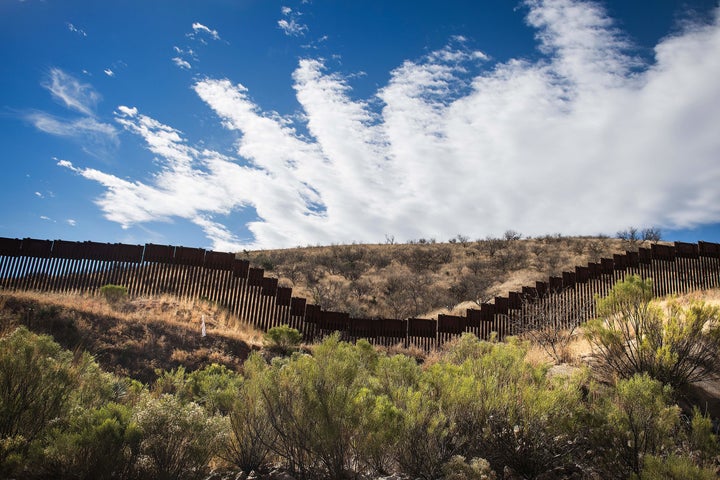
left=242, top=234, right=647, bottom=319
left=0, top=235, right=649, bottom=379
left=0, top=290, right=262, bottom=383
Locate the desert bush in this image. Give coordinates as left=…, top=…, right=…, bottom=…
left=39, top=402, right=142, bottom=480
left=585, top=275, right=720, bottom=387
left=447, top=273, right=494, bottom=306
left=0, top=327, right=79, bottom=472
left=133, top=394, right=227, bottom=480
left=392, top=337, right=589, bottom=479
left=383, top=271, right=440, bottom=319
left=442, top=455, right=497, bottom=480
left=153, top=364, right=242, bottom=415
left=264, top=325, right=303, bottom=355
left=99, top=284, right=128, bottom=304
left=458, top=340, right=589, bottom=477
left=223, top=353, right=276, bottom=473
left=393, top=386, right=458, bottom=480
left=260, top=335, right=377, bottom=479
left=634, top=454, right=717, bottom=480
left=688, top=406, right=720, bottom=465
left=183, top=363, right=243, bottom=415
left=599, top=373, right=681, bottom=476
left=400, top=244, right=453, bottom=273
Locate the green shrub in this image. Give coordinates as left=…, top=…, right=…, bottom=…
left=585, top=275, right=720, bottom=388
left=264, top=325, right=302, bottom=355
left=260, top=334, right=377, bottom=479
left=183, top=363, right=243, bottom=415
left=635, top=454, right=718, bottom=480
left=0, top=327, right=78, bottom=473
left=133, top=394, right=227, bottom=480
left=153, top=363, right=243, bottom=415
left=603, top=373, right=680, bottom=476
left=39, top=402, right=142, bottom=480
left=223, top=353, right=276, bottom=473
left=99, top=284, right=128, bottom=304
left=689, top=406, right=720, bottom=464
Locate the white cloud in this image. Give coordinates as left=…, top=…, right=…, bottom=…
left=172, top=57, right=192, bottom=69
left=27, top=112, right=118, bottom=143
left=191, top=22, right=220, bottom=40
left=278, top=6, right=308, bottom=37
left=42, top=68, right=100, bottom=116
left=59, top=0, right=720, bottom=249
left=117, top=105, right=138, bottom=117
left=34, top=191, right=44, bottom=198
left=66, top=219, right=77, bottom=227
left=104, top=68, right=115, bottom=77
left=278, top=19, right=308, bottom=37
left=40, top=216, right=54, bottom=222
left=67, top=23, right=86, bottom=37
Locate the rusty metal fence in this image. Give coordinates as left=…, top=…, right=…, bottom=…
left=1, top=237, right=719, bottom=348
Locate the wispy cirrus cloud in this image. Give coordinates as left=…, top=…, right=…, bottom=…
left=43, top=68, right=100, bottom=116
left=59, top=0, right=720, bottom=250
left=27, top=112, right=117, bottom=142
left=29, top=69, right=118, bottom=154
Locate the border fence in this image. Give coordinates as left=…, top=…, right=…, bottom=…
left=1, top=237, right=719, bottom=349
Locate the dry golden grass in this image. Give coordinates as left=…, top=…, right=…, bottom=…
left=0, top=289, right=264, bottom=382
left=1, top=289, right=265, bottom=348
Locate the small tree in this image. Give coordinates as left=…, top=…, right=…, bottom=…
left=514, top=290, right=594, bottom=363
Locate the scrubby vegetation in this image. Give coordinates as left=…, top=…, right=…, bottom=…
left=244, top=235, right=634, bottom=319
left=585, top=275, right=720, bottom=388
left=2, top=279, right=719, bottom=479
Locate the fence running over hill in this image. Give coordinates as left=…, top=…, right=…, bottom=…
left=1, top=237, right=719, bottom=349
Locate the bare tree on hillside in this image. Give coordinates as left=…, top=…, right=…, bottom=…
left=512, top=290, right=595, bottom=363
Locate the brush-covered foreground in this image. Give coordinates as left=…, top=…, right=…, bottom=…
left=1, top=282, right=719, bottom=480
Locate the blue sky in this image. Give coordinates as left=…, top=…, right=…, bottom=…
left=2, top=0, right=720, bottom=251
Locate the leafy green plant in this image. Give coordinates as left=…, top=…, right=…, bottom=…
left=99, top=284, right=128, bottom=305
left=39, top=402, right=142, bottom=480
left=260, top=334, right=377, bottom=479
left=604, top=373, right=681, bottom=476
left=264, top=325, right=302, bottom=355
left=0, top=327, right=78, bottom=472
